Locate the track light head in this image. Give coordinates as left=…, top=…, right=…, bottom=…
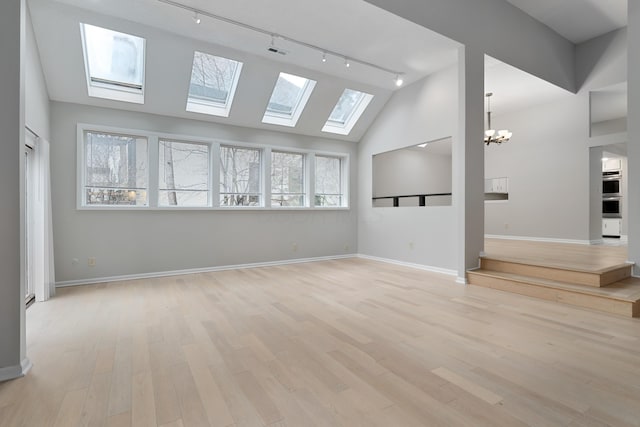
left=193, top=12, right=201, bottom=24
left=395, top=74, right=404, bottom=87
left=344, top=57, right=350, bottom=68
left=322, top=52, right=327, bottom=63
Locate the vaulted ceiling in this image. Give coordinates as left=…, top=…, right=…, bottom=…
left=28, top=0, right=628, bottom=141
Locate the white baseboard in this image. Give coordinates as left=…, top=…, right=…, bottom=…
left=56, top=254, right=357, bottom=288
left=356, top=254, right=457, bottom=277
left=0, top=358, right=31, bottom=382
left=485, top=234, right=592, bottom=245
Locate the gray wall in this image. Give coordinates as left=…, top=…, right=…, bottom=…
left=358, top=66, right=458, bottom=272
left=25, top=6, right=49, bottom=140
left=0, top=0, right=26, bottom=378
left=484, top=29, right=628, bottom=242
left=51, top=102, right=358, bottom=283
left=372, top=142, right=452, bottom=200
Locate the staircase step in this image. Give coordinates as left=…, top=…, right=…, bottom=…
left=467, top=269, right=640, bottom=317
left=480, top=256, right=632, bottom=287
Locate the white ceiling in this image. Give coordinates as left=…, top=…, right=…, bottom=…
left=484, top=55, right=572, bottom=117
left=504, top=0, right=627, bottom=44
left=27, top=0, right=629, bottom=142
left=49, top=0, right=461, bottom=89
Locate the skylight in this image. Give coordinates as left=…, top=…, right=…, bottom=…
left=80, top=23, right=146, bottom=104
left=322, top=89, right=374, bottom=135
left=186, top=51, right=243, bottom=117
left=262, top=72, right=316, bottom=127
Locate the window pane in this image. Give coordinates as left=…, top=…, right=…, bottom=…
left=82, top=24, right=145, bottom=88
left=219, top=146, right=261, bottom=206
left=158, top=140, right=209, bottom=207
left=328, top=89, right=367, bottom=125
left=266, top=73, right=311, bottom=116
left=323, top=89, right=373, bottom=135
left=271, top=151, right=304, bottom=207
left=315, top=156, right=342, bottom=207
left=187, top=52, right=242, bottom=112
left=84, top=131, right=148, bottom=206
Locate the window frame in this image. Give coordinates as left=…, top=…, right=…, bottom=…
left=218, top=144, right=264, bottom=208
left=270, top=150, right=307, bottom=208
left=322, top=89, right=374, bottom=136
left=314, top=154, right=348, bottom=208
left=77, top=123, right=349, bottom=211
left=157, top=138, right=212, bottom=208
left=79, top=23, right=146, bottom=105
left=78, top=126, right=150, bottom=209
left=185, top=51, right=244, bottom=118
left=262, top=72, right=317, bottom=127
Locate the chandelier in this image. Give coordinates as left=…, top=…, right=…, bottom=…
left=484, top=92, right=512, bottom=145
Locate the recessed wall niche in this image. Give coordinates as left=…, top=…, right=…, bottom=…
left=372, top=137, right=452, bottom=207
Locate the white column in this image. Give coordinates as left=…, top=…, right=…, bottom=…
left=628, top=0, right=640, bottom=274
left=0, top=0, right=30, bottom=381
left=455, top=46, right=485, bottom=283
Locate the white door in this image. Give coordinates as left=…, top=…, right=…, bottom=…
left=24, top=143, right=35, bottom=304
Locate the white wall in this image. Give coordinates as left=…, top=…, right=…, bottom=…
left=25, top=6, right=49, bottom=140
left=364, top=0, right=575, bottom=93
left=484, top=28, right=628, bottom=242
left=51, top=102, right=358, bottom=283
left=358, top=66, right=458, bottom=272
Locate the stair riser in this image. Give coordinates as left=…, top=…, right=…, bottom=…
left=468, top=273, right=636, bottom=317
left=480, top=258, right=631, bottom=287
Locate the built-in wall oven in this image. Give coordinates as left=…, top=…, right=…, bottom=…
left=603, top=170, right=621, bottom=197
left=602, top=170, right=622, bottom=217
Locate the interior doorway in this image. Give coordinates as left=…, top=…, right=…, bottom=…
left=25, top=130, right=36, bottom=306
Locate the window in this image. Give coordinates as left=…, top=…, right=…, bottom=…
left=262, top=72, right=316, bottom=127
left=219, top=146, right=262, bottom=206
left=80, top=23, right=146, bottom=104
left=158, top=140, right=210, bottom=207
left=271, top=151, right=305, bottom=207
left=83, top=131, right=148, bottom=206
left=315, top=155, right=345, bottom=207
left=322, top=89, right=374, bottom=135
left=186, top=51, right=243, bottom=117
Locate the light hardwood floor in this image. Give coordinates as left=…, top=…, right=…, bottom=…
left=2, top=258, right=640, bottom=426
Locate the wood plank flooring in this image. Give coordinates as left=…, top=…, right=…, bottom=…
left=484, top=238, right=628, bottom=272
left=2, top=258, right=640, bottom=426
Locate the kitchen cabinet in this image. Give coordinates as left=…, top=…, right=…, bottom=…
left=602, top=218, right=621, bottom=237
left=484, top=177, right=508, bottom=193
left=603, top=158, right=622, bottom=172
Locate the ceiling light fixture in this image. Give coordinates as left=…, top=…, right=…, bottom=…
left=395, top=74, right=404, bottom=87
left=344, top=58, right=351, bottom=68
left=157, top=0, right=404, bottom=87
left=484, top=92, right=513, bottom=145
left=193, top=12, right=201, bottom=24
left=322, top=52, right=327, bottom=63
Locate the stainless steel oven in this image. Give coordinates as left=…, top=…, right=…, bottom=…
left=603, top=197, right=621, bottom=217
left=602, top=170, right=621, bottom=197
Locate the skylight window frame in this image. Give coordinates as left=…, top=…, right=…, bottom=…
left=262, top=72, right=317, bottom=127
left=186, top=51, right=244, bottom=118
left=80, top=23, right=146, bottom=105
left=322, top=89, right=374, bottom=136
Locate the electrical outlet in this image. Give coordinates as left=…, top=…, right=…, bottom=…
left=504, top=223, right=510, bottom=230
left=292, top=243, right=298, bottom=252
left=344, top=243, right=350, bottom=251
left=88, top=257, right=96, bottom=267
left=409, top=241, right=414, bottom=250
